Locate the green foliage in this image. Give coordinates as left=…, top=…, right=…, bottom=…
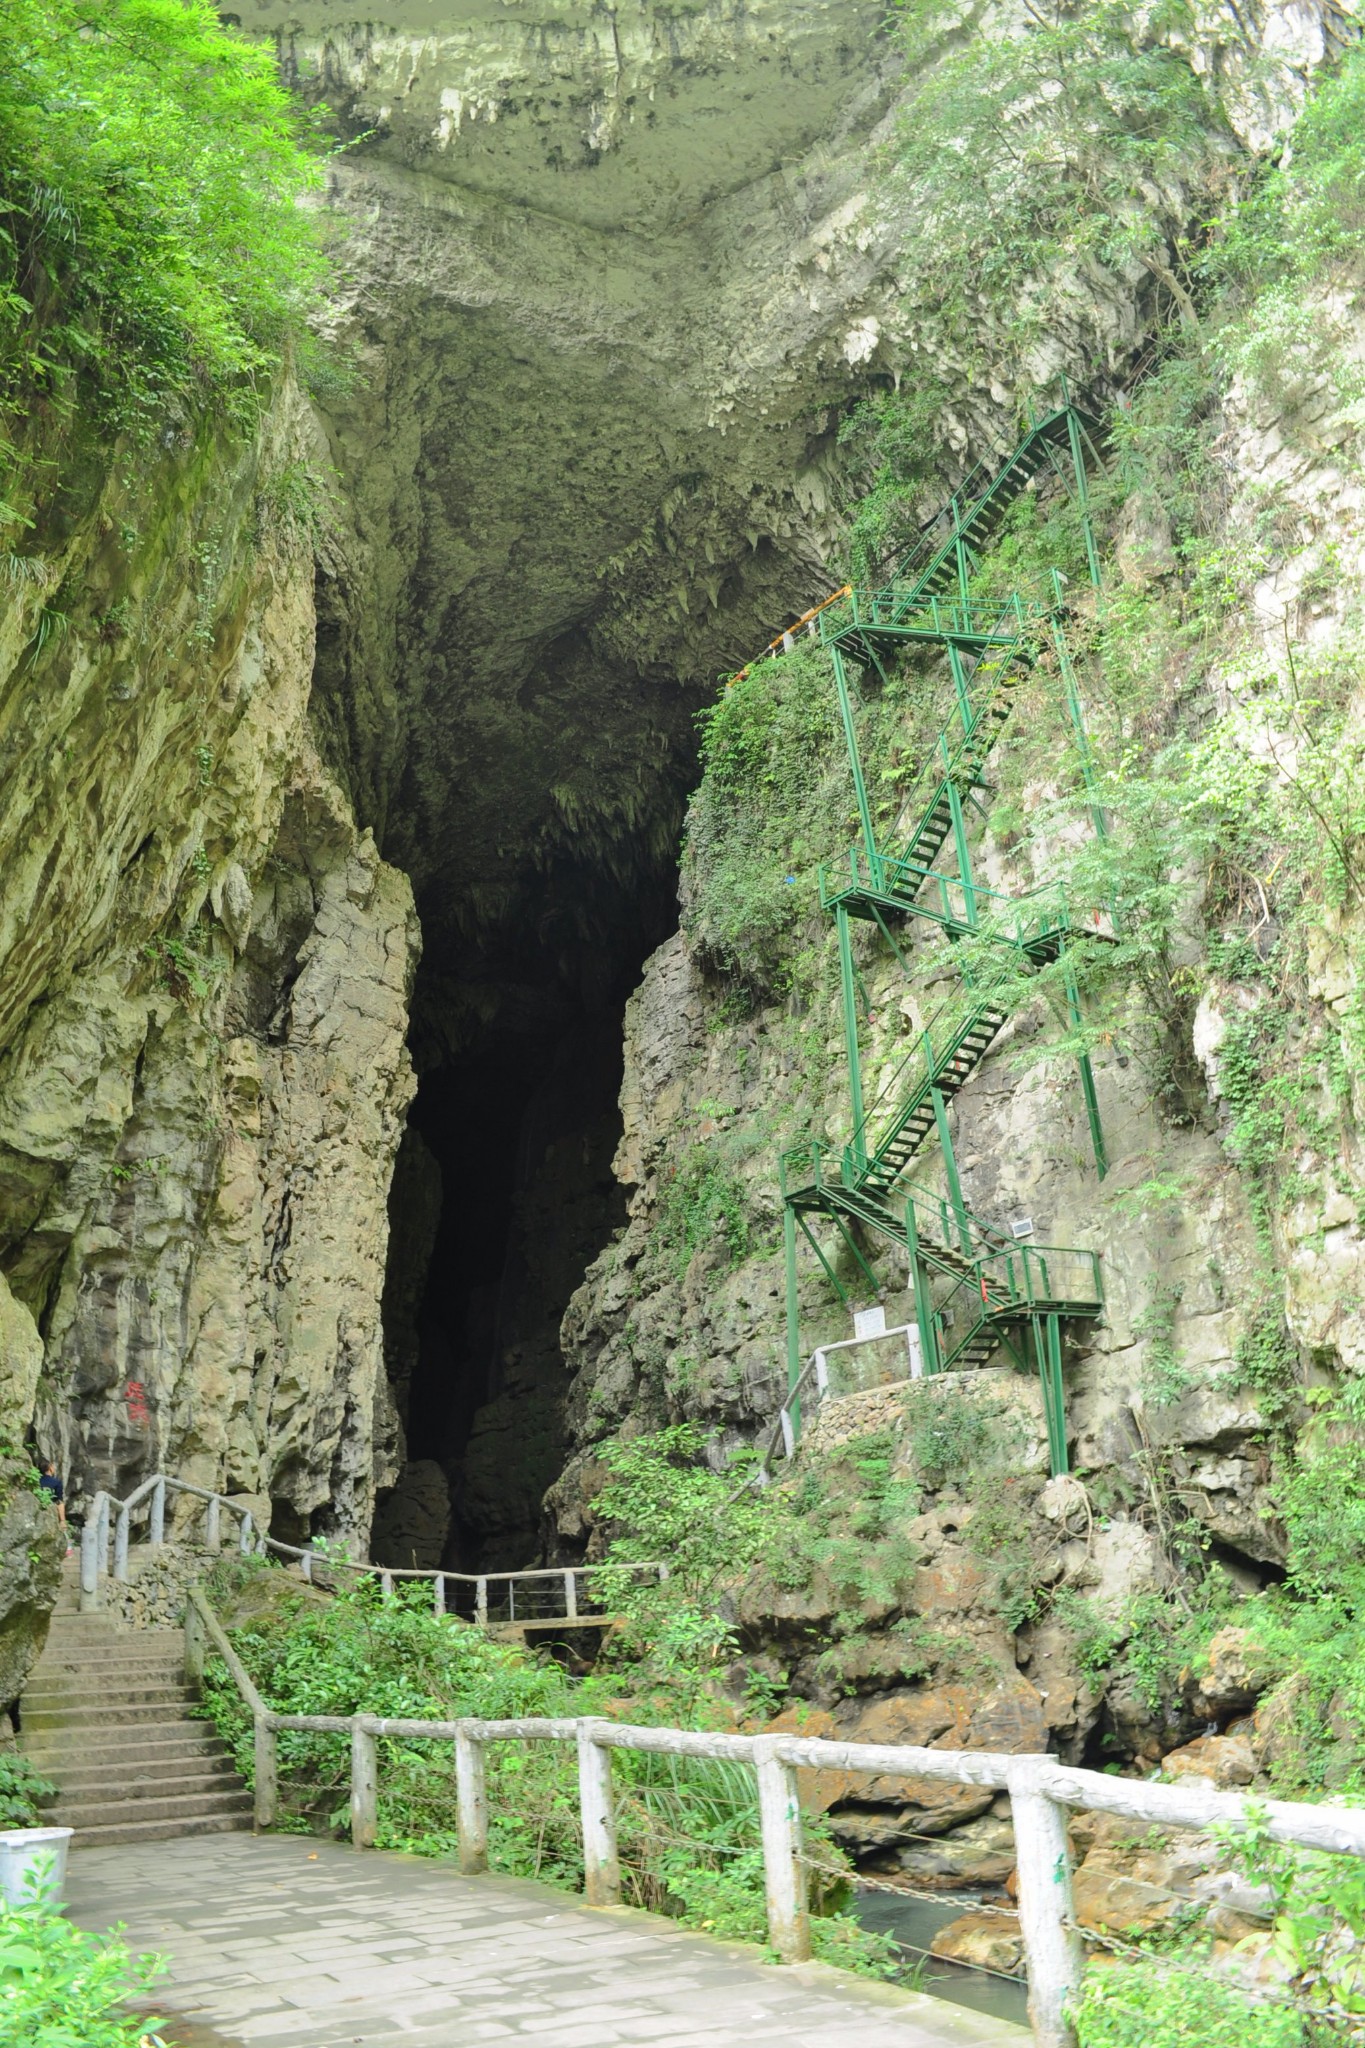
left=0, top=0, right=331, bottom=433
left=904, top=1390, right=993, bottom=1487
left=1221, top=1802, right=1365, bottom=2026
left=654, top=1140, right=752, bottom=1282
left=0, top=1754, right=54, bottom=1828
left=1052, top=1590, right=1125, bottom=1682
left=201, top=1565, right=891, bottom=1976
left=144, top=925, right=221, bottom=1004
left=843, top=0, right=1229, bottom=563
left=1281, top=1385, right=1365, bottom=1606
left=590, top=1424, right=776, bottom=1690
left=0, top=1892, right=166, bottom=2047
left=681, top=643, right=846, bottom=1000
left=1133, top=1286, right=1189, bottom=1410
left=1071, top=1955, right=1305, bottom=2047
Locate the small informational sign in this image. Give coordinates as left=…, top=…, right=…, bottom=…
left=853, top=1304, right=887, bottom=1340
left=1010, top=1217, right=1035, bottom=1239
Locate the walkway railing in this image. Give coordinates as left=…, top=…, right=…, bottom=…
left=185, top=1588, right=1365, bottom=2048
left=80, top=1475, right=664, bottom=1628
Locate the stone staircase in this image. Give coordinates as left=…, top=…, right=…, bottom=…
left=17, top=1564, right=252, bottom=1846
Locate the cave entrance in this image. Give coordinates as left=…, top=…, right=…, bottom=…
left=372, top=870, right=678, bottom=1575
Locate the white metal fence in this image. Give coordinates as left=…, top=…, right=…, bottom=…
left=185, top=1588, right=1365, bottom=2048
left=80, top=1474, right=663, bottom=1628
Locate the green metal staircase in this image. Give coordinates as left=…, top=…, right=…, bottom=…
left=773, top=394, right=1111, bottom=1478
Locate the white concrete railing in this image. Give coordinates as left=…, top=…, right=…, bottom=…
left=80, top=1475, right=664, bottom=1628
left=183, top=1590, right=1365, bottom=2048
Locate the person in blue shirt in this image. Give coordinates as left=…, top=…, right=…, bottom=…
left=37, top=1460, right=67, bottom=1541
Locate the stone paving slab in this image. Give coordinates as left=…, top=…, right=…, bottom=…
left=65, top=1834, right=1030, bottom=2048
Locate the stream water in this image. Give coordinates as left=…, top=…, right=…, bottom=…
left=854, top=1890, right=1031, bottom=2028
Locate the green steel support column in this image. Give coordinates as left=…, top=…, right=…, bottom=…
left=831, top=1214, right=882, bottom=1301
left=783, top=1204, right=802, bottom=1433
left=1035, top=1312, right=1070, bottom=1477
left=837, top=906, right=868, bottom=1172
left=831, top=646, right=879, bottom=881
left=946, top=640, right=973, bottom=739
left=1065, top=958, right=1108, bottom=1180
left=951, top=496, right=971, bottom=608
left=930, top=1086, right=972, bottom=1255
left=1050, top=616, right=1108, bottom=842
left=945, top=764, right=979, bottom=929
left=798, top=1213, right=849, bottom=1307
left=904, top=1201, right=943, bottom=1376
left=1065, top=406, right=1103, bottom=591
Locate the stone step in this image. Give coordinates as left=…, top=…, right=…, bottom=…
left=69, top=1809, right=252, bottom=1848
left=53, top=1786, right=253, bottom=1829
left=44, top=1759, right=240, bottom=1799
left=23, top=1681, right=195, bottom=1710
left=21, top=1696, right=199, bottom=1730
left=21, top=1730, right=231, bottom=1770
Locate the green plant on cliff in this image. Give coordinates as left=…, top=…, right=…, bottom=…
left=0, top=0, right=330, bottom=431
left=843, top=0, right=1232, bottom=561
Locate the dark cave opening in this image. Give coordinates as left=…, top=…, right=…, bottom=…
left=372, top=865, right=681, bottom=1576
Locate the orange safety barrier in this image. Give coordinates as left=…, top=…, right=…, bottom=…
left=726, top=585, right=851, bottom=687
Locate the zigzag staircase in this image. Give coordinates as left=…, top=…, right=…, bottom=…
left=770, top=394, right=1111, bottom=1478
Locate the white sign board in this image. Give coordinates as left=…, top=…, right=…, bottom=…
left=853, top=1305, right=887, bottom=1340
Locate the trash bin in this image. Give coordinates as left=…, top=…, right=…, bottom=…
left=0, top=1827, right=74, bottom=1907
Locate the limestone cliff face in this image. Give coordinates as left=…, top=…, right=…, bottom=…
left=549, top=277, right=1365, bottom=1772
left=0, top=385, right=418, bottom=1562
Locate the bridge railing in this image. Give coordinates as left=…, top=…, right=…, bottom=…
left=79, top=1475, right=664, bottom=1627
left=184, top=1587, right=1365, bottom=2048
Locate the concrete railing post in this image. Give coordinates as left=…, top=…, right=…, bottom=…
left=205, top=1495, right=221, bottom=1551
left=455, top=1726, right=488, bottom=1874
left=1008, top=1758, right=1083, bottom=2048
left=114, top=1504, right=130, bottom=1581
left=754, top=1737, right=811, bottom=1962
left=564, top=1569, right=578, bottom=1621
left=475, top=1577, right=488, bottom=1626
left=255, top=1715, right=278, bottom=1831
left=433, top=1574, right=445, bottom=1617
left=239, top=1511, right=254, bottom=1556
left=79, top=1494, right=107, bottom=1612
left=184, top=1599, right=206, bottom=1686
left=380, top=1570, right=393, bottom=1602
left=351, top=1722, right=378, bottom=1850
left=149, top=1477, right=166, bottom=1546
left=577, top=1720, right=621, bottom=1908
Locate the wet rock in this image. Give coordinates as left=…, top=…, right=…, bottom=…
left=930, top=1910, right=1024, bottom=1975
left=891, top=1812, right=1017, bottom=1888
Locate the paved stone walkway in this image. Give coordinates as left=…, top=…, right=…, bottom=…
left=67, top=1834, right=1028, bottom=2048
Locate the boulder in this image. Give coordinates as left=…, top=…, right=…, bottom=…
left=930, top=1910, right=1024, bottom=1975
left=0, top=1456, right=64, bottom=1709
left=893, top=1812, right=1016, bottom=1888
left=1161, top=1732, right=1257, bottom=1788
left=1072, top=1862, right=1185, bottom=1935
left=1190, top=1627, right=1279, bottom=1720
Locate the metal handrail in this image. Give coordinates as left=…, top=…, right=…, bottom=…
left=188, top=1574, right=1365, bottom=2048
left=80, top=1474, right=665, bottom=1625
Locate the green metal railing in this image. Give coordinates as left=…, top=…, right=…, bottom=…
left=777, top=391, right=1112, bottom=1478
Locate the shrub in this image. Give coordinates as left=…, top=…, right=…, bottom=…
left=1071, top=1957, right=1305, bottom=2046
left=0, top=1892, right=166, bottom=2046
left=0, top=1755, right=55, bottom=1827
